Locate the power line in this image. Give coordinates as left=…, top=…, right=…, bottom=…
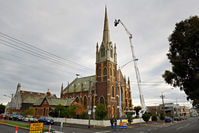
left=0, top=31, right=93, bottom=71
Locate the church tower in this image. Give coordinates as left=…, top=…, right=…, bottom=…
left=96, top=7, right=118, bottom=119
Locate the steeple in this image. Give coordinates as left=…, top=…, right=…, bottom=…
left=102, top=6, right=110, bottom=44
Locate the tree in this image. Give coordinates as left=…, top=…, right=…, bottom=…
left=160, top=113, right=165, bottom=120
left=134, top=106, right=141, bottom=117
left=50, top=104, right=68, bottom=118
left=151, top=114, right=157, bottom=121
left=162, top=16, right=199, bottom=108
left=95, top=104, right=107, bottom=120
left=0, top=104, right=5, bottom=114
left=127, top=113, right=133, bottom=124
left=24, top=107, right=35, bottom=116
left=67, top=105, right=76, bottom=118
left=142, top=113, right=150, bottom=123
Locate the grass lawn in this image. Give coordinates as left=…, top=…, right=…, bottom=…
left=2, top=120, right=48, bottom=130
left=3, top=120, right=29, bottom=128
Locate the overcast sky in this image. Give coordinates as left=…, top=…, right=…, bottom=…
left=0, top=0, right=198, bottom=107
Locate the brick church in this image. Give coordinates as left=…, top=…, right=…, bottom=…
left=61, top=7, right=133, bottom=119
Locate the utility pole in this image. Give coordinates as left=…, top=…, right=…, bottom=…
left=160, top=93, right=165, bottom=115
left=88, top=80, right=92, bottom=128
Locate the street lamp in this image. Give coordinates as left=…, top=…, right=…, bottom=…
left=118, top=60, right=133, bottom=124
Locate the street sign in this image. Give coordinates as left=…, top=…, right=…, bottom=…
left=88, top=110, right=91, bottom=115
left=29, top=123, right=43, bottom=133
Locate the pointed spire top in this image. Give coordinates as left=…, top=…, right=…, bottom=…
left=102, top=6, right=110, bottom=44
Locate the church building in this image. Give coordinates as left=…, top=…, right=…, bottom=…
left=61, top=7, right=133, bottom=119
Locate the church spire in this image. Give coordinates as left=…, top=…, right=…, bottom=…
left=102, top=6, right=110, bottom=44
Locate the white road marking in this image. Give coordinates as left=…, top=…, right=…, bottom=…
left=95, top=131, right=111, bottom=133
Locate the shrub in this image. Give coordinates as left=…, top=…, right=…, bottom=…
left=142, top=113, right=150, bottom=123
left=80, top=111, right=88, bottom=119
left=95, top=104, right=107, bottom=120
left=127, top=114, right=133, bottom=124
left=152, top=114, right=157, bottom=121
left=160, top=113, right=165, bottom=120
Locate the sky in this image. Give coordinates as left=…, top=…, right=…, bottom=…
left=0, top=0, right=198, bottom=107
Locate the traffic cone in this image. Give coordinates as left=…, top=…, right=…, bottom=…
left=162, top=122, right=166, bottom=127
left=48, top=124, right=51, bottom=133
left=170, top=122, right=173, bottom=126
left=15, top=126, right=18, bottom=133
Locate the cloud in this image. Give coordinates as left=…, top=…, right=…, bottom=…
left=0, top=0, right=198, bottom=107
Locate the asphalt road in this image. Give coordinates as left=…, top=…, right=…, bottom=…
left=0, top=124, right=29, bottom=133
left=0, top=117, right=198, bottom=133
left=112, top=116, right=199, bottom=133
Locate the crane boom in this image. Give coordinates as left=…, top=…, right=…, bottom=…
left=114, top=19, right=146, bottom=115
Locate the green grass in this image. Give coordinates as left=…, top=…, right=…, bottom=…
left=3, top=120, right=29, bottom=128
left=2, top=120, right=49, bottom=130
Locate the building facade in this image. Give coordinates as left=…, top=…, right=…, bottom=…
left=61, top=7, right=133, bottom=119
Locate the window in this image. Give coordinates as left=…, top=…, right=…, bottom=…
left=101, top=45, right=105, bottom=57
left=100, top=97, right=105, bottom=104
left=103, top=68, right=107, bottom=75
left=43, top=108, right=46, bottom=116
left=121, top=87, right=123, bottom=100
left=98, top=68, right=101, bottom=76
left=84, top=96, right=87, bottom=108
left=110, top=46, right=113, bottom=58
left=112, top=86, right=114, bottom=97
left=76, top=97, right=79, bottom=103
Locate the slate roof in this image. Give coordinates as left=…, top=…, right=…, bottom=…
left=20, top=90, right=56, bottom=104
left=34, top=97, right=75, bottom=106
left=64, top=75, right=95, bottom=93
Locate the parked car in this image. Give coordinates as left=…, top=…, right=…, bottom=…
left=38, top=117, right=54, bottom=125
left=0, top=113, right=4, bottom=119
left=165, top=117, right=172, bottom=122
left=23, top=115, right=38, bottom=122
left=13, top=115, right=23, bottom=121
left=174, top=117, right=180, bottom=121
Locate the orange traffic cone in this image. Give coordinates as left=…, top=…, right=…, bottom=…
left=170, top=122, right=173, bottom=126
left=162, top=122, right=166, bottom=127
left=15, top=126, right=18, bottom=133
left=48, top=124, right=51, bottom=133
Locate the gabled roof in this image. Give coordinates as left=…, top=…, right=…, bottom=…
left=34, top=97, right=75, bottom=106
left=20, top=90, right=56, bottom=104
left=64, top=75, right=95, bottom=93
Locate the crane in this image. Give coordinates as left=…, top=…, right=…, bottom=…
left=114, top=19, right=147, bottom=116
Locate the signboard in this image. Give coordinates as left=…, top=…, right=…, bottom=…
left=120, top=120, right=128, bottom=129
left=29, top=123, right=43, bottom=133
left=88, top=110, right=91, bottom=115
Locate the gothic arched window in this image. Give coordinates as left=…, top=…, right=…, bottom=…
left=112, top=86, right=114, bottom=97
left=98, top=68, right=101, bottom=76
left=103, top=68, right=107, bottom=75
left=84, top=96, right=87, bottom=108
left=110, top=46, right=113, bottom=58
left=121, top=87, right=123, bottom=101
left=101, top=45, right=105, bottom=57
left=100, top=97, right=105, bottom=104
left=76, top=97, right=79, bottom=103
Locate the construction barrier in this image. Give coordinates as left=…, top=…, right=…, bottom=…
left=48, top=124, right=51, bottom=133
left=162, top=122, right=166, bottom=127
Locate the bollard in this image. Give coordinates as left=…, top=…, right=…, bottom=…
left=15, top=126, right=18, bottom=133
